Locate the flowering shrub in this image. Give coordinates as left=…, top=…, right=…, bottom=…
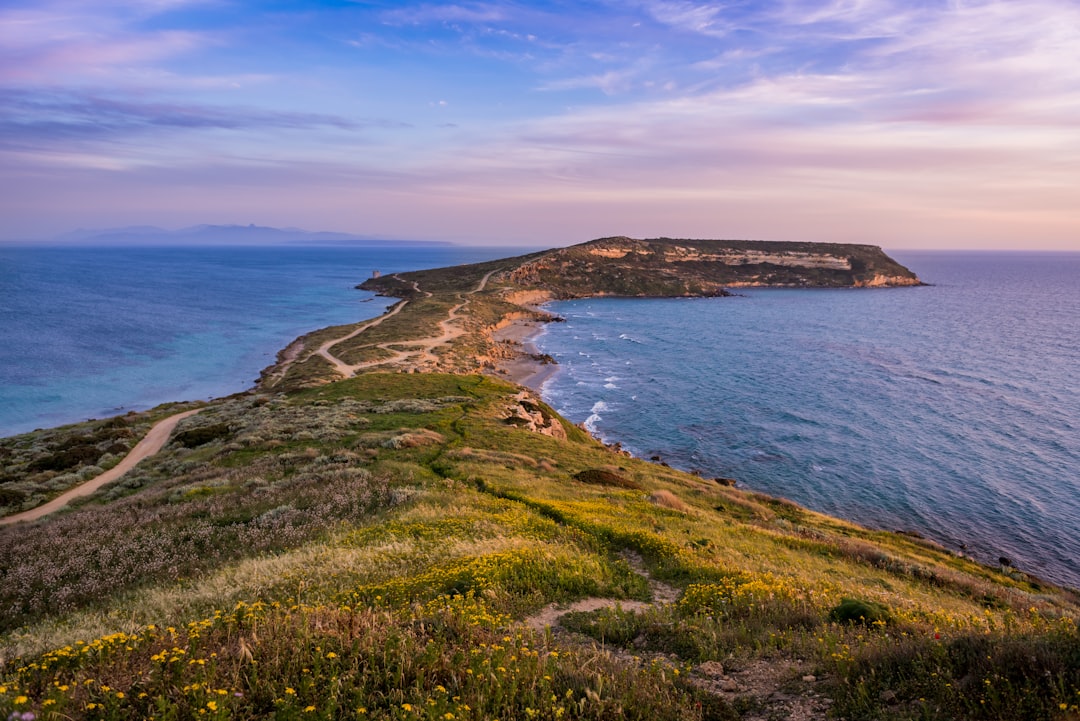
left=0, top=466, right=395, bottom=631
left=0, top=597, right=724, bottom=720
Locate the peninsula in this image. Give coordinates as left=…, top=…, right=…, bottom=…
left=260, top=236, right=922, bottom=390
left=2, top=238, right=1077, bottom=721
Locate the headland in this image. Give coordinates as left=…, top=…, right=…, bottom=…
left=2, top=238, right=1077, bottom=721
left=256, top=236, right=923, bottom=391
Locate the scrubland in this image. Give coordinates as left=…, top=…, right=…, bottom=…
left=1, top=372, right=1077, bottom=720
left=1, top=243, right=1075, bottom=719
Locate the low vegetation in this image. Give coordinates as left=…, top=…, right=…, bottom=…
left=1, top=372, right=1076, bottom=720
left=1, top=241, right=1074, bottom=720
left=0, top=412, right=177, bottom=515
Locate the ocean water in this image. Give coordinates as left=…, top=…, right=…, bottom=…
left=536, top=252, right=1080, bottom=590
left=0, top=244, right=508, bottom=437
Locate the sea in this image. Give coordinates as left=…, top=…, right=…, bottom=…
left=1, top=245, right=1077, bottom=589
left=0, top=243, right=511, bottom=437
left=534, top=252, right=1080, bottom=590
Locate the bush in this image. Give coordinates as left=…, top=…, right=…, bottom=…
left=26, top=444, right=100, bottom=472
left=174, top=423, right=232, bottom=448
left=574, top=468, right=641, bottom=490
left=0, top=487, right=25, bottom=506
left=829, top=597, right=892, bottom=626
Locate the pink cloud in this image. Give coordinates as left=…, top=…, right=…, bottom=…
left=0, top=1, right=215, bottom=85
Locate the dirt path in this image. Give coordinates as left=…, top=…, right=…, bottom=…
left=315, top=299, right=410, bottom=378
left=523, top=551, right=678, bottom=632
left=318, top=270, right=497, bottom=377
left=520, top=551, right=830, bottom=721
left=0, top=408, right=202, bottom=526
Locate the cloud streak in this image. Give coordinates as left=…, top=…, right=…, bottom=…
left=0, top=90, right=376, bottom=148
left=2, top=0, right=1079, bottom=248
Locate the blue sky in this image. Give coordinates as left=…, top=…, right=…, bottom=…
left=3, top=0, right=1079, bottom=248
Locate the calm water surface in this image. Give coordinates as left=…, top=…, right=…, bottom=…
left=3, top=246, right=1077, bottom=588
left=536, top=252, right=1080, bottom=589
left=0, top=244, right=509, bottom=436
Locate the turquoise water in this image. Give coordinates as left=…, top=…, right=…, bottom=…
left=536, top=252, right=1080, bottom=589
left=4, top=246, right=1077, bottom=589
left=0, top=244, right=508, bottom=436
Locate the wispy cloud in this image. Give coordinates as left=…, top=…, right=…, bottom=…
left=0, top=1, right=214, bottom=86
left=2, top=0, right=1079, bottom=247
left=538, top=65, right=650, bottom=95
left=631, top=0, right=736, bottom=38
left=0, top=90, right=388, bottom=151
left=379, top=3, right=507, bottom=26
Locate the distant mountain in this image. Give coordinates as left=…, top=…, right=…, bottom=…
left=47, top=224, right=451, bottom=247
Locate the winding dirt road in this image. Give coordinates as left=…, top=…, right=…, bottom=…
left=318, top=269, right=496, bottom=378
left=0, top=408, right=202, bottom=526
left=314, top=299, right=411, bottom=378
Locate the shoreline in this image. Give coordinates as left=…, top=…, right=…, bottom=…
left=5, top=244, right=1072, bottom=594
left=486, top=299, right=1077, bottom=595
left=490, top=316, right=560, bottom=392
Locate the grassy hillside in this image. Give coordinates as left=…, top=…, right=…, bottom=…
left=2, top=240, right=1077, bottom=721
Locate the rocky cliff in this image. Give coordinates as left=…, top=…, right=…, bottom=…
left=361, top=236, right=922, bottom=300
left=504, top=236, right=922, bottom=298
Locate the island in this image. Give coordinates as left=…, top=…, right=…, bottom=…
left=2, top=238, right=1077, bottom=721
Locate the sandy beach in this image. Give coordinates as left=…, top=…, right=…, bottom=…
left=491, top=317, right=560, bottom=391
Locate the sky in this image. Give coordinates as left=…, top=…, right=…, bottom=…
left=2, top=0, right=1079, bottom=249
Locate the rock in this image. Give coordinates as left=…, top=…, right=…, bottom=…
left=712, top=477, right=737, bottom=487
left=697, top=661, right=724, bottom=677
left=503, top=392, right=567, bottom=440
left=880, top=689, right=898, bottom=705
left=802, top=674, right=816, bottom=683
left=720, top=678, right=740, bottom=693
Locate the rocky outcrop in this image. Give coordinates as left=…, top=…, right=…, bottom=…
left=854, top=274, right=924, bottom=288
left=500, top=289, right=556, bottom=307
left=503, top=391, right=567, bottom=440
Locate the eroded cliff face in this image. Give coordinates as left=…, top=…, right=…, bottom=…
left=500, top=289, right=556, bottom=307
left=586, top=242, right=853, bottom=270
left=854, top=274, right=924, bottom=288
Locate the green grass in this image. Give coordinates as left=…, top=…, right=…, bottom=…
left=2, top=371, right=1078, bottom=718
left=0, top=239, right=1071, bottom=720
